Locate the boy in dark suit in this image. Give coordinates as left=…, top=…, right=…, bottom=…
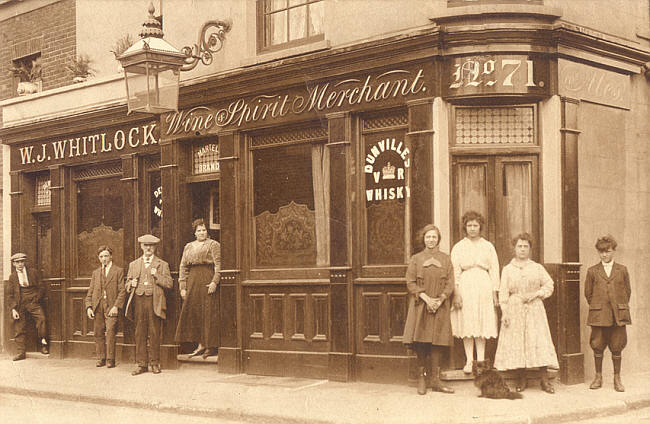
left=584, top=235, right=631, bottom=392
left=85, top=246, right=125, bottom=368
left=7, top=252, right=48, bottom=361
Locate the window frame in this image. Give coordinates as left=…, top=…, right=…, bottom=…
left=256, top=0, right=325, bottom=54
left=245, top=126, right=330, bottom=280
left=356, top=109, right=411, bottom=279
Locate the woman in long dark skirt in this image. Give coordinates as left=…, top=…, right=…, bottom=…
left=175, top=219, right=220, bottom=359
left=403, top=224, right=455, bottom=395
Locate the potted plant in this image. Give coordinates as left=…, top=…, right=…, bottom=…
left=67, top=54, right=95, bottom=83
left=111, top=34, right=134, bottom=73
left=8, top=58, right=42, bottom=95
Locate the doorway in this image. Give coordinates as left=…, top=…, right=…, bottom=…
left=449, top=154, right=540, bottom=368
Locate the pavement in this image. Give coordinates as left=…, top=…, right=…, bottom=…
left=1, top=352, right=649, bottom=424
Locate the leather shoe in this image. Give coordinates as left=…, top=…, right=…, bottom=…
left=13, top=353, right=26, bottom=361
left=96, top=359, right=106, bottom=367
left=131, top=366, right=148, bottom=376
left=541, top=379, right=555, bottom=394
left=614, top=374, right=625, bottom=392
left=107, top=360, right=115, bottom=369
left=189, top=346, right=205, bottom=358
left=589, top=373, right=603, bottom=390
left=151, top=364, right=161, bottom=374
left=430, top=383, right=455, bottom=394
left=40, top=345, right=49, bottom=355
left=201, top=348, right=216, bottom=360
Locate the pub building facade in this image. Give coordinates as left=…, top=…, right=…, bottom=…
left=2, top=4, right=649, bottom=385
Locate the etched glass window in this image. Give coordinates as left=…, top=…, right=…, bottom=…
left=455, top=106, right=534, bottom=145
left=193, top=141, right=220, bottom=174
left=35, top=174, right=51, bottom=207
left=363, top=126, right=409, bottom=265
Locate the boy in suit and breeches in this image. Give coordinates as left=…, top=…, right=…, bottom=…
left=584, top=235, right=632, bottom=392
left=7, top=253, right=49, bottom=361
left=85, top=245, right=126, bottom=368
left=125, top=234, right=173, bottom=375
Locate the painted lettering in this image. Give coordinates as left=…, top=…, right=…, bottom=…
left=52, top=139, right=67, bottom=160
left=101, top=133, right=111, bottom=153
left=19, top=146, right=34, bottom=165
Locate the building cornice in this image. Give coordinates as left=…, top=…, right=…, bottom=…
left=2, top=17, right=649, bottom=145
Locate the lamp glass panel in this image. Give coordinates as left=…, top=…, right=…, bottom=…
left=125, top=65, right=179, bottom=114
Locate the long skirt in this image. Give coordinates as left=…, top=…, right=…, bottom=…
left=450, top=267, right=498, bottom=339
left=174, top=264, right=220, bottom=347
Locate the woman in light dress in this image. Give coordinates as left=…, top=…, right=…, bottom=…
left=494, top=233, right=558, bottom=394
left=450, top=211, right=500, bottom=373
left=174, top=219, right=221, bottom=359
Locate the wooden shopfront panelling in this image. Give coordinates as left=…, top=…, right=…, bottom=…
left=4, top=119, right=164, bottom=361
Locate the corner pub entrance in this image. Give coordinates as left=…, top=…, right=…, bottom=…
left=4, top=25, right=586, bottom=384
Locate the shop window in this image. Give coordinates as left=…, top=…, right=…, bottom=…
left=362, top=112, right=409, bottom=266
left=76, top=174, right=124, bottom=277
left=35, top=174, right=51, bottom=207
left=252, top=140, right=329, bottom=267
left=257, top=0, right=324, bottom=52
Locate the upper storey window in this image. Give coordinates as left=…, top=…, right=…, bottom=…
left=257, top=0, right=324, bottom=52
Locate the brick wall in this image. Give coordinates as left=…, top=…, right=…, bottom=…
left=0, top=0, right=76, bottom=101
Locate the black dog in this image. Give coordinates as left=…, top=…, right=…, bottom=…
left=472, top=360, right=522, bottom=400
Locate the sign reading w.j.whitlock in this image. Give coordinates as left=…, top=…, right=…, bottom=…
left=12, top=122, right=160, bottom=171
left=162, top=63, right=435, bottom=137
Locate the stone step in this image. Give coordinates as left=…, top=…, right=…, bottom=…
left=177, top=354, right=218, bottom=366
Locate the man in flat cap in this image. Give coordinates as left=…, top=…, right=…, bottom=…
left=85, top=245, right=125, bottom=368
left=7, top=253, right=48, bottom=361
left=125, top=234, right=172, bottom=375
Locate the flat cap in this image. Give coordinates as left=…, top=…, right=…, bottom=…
left=138, top=234, right=160, bottom=244
left=11, top=252, right=27, bottom=261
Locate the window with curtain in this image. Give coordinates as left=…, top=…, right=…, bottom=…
left=455, top=161, right=489, bottom=239
left=453, top=156, right=537, bottom=265
left=258, top=0, right=324, bottom=51
left=252, top=142, right=329, bottom=267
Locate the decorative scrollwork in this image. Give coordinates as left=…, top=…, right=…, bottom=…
left=181, top=20, right=232, bottom=71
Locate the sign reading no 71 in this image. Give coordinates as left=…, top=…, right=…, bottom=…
left=446, top=55, right=549, bottom=96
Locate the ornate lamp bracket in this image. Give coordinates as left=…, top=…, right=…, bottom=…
left=180, top=20, right=232, bottom=72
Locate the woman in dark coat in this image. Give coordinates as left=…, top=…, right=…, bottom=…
left=403, top=224, right=455, bottom=395
left=175, top=219, right=221, bottom=358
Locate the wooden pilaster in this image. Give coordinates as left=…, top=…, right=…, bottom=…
left=326, top=112, right=353, bottom=381
left=159, top=139, right=183, bottom=368
left=216, top=130, right=242, bottom=373
left=47, top=165, right=65, bottom=357
left=406, top=98, right=435, bottom=251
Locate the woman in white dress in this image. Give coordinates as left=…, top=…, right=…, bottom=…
left=450, top=211, right=500, bottom=373
left=494, top=233, right=558, bottom=393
